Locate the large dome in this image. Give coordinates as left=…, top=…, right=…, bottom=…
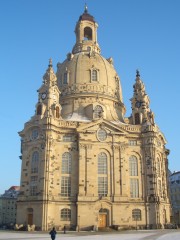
left=56, top=8, right=125, bottom=122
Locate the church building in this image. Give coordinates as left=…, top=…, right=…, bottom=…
left=16, top=7, right=171, bottom=231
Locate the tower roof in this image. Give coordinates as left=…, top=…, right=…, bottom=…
left=78, top=5, right=95, bottom=23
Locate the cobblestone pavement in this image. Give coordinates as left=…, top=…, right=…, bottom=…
left=0, top=229, right=180, bottom=240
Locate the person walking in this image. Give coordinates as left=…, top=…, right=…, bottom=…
left=49, top=227, right=57, bottom=240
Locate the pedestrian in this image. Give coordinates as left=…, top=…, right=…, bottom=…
left=63, top=225, right=66, bottom=234
left=49, top=227, right=57, bottom=240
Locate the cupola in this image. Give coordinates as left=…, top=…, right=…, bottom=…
left=56, top=6, right=125, bottom=122
left=72, top=5, right=101, bottom=54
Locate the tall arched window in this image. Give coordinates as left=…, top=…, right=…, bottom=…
left=135, top=113, right=140, bottom=124
left=94, top=105, right=103, bottom=119
left=61, top=152, right=71, bottom=196
left=63, top=72, right=68, bottom=84
left=56, top=106, right=60, bottom=118
left=61, top=176, right=71, bottom=196
left=30, top=176, right=38, bottom=196
left=130, top=179, right=139, bottom=198
left=98, top=152, right=108, bottom=197
left=31, top=151, right=39, bottom=173
left=92, top=69, right=97, bottom=81
left=98, top=152, right=107, bottom=174
left=61, top=208, right=71, bottom=221
left=62, top=153, right=72, bottom=174
left=37, top=104, right=42, bottom=115
left=129, top=155, right=139, bottom=198
left=129, top=156, right=138, bottom=176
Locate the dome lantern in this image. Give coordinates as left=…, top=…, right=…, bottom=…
left=72, top=6, right=101, bottom=54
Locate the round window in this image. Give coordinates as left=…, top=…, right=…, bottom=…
left=97, top=129, right=107, bottom=141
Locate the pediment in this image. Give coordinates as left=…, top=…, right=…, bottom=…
left=77, top=119, right=128, bottom=135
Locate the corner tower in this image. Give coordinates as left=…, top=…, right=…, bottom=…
left=130, top=70, right=155, bottom=125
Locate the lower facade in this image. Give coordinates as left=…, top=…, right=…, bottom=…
left=16, top=199, right=171, bottom=231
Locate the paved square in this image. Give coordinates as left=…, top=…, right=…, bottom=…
left=0, top=230, right=180, bottom=240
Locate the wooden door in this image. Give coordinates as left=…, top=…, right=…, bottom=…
left=28, top=213, right=33, bottom=225
left=98, top=214, right=107, bottom=227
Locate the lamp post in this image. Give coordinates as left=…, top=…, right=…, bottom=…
left=136, top=216, right=138, bottom=230
left=78, top=215, right=80, bottom=232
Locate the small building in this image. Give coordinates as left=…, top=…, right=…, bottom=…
left=169, top=172, right=180, bottom=225
left=0, top=186, right=20, bottom=227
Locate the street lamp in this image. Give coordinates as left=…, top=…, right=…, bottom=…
left=78, top=215, right=80, bottom=232
left=135, top=216, right=138, bottom=230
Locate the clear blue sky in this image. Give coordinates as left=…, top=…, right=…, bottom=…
left=0, top=0, right=179, bottom=194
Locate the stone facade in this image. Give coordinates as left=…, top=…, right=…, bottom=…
left=16, top=7, right=171, bottom=231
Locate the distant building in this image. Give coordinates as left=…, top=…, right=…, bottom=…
left=169, top=172, right=180, bottom=225
left=0, top=186, right=20, bottom=226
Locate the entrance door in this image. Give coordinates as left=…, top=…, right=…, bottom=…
left=28, top=213, right=33, bottom=225
left=98, top=214, right=107, bottom=228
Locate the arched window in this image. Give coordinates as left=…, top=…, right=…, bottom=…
left=132, top=209, right=141, bottom=221
left=62, top=153, right=72, bottom=174
left=63, top=72, right=68, bottom=84
left=94, top=105, right=103, bottom=119
left=98, top=153, right=107, bottom=174
left=92, top=69, right=97, bottom=81
left=129, top=156, right=138, bottom=176
left=84, top=27, right=92, bottom=40
left=56, top=106, right=60, bottom=118
left=98, top=152, right=108, bottom=197
left=37, top=104, right=42, bottom=115
left=135, top=113, right=140, bottom=124
left=31, top=151, right=39, bottom=173
left=61, top=208, right=71, bottom=221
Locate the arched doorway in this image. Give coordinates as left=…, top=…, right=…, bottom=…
left=98, top=208, right=108, bottom=228
left=27, top=208, right=33, bottom=225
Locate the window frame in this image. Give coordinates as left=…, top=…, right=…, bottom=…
left=98, top=152, right=107, bottom=174
left=130, top=178, right=139, bottom=198
left=61, top=176, right=71, bottom=197
left=63, top=72, right=68, bottom=85
left=129, top=155, right=138, bottom=176
left=31, top=151, right=39, bottom=174
left=98, top=152, right=108, bottom=197
left=132, top=209, right=141, bottom=221
left=94, top=105, right=103, bottom=119
left=61, top=208, right=71, bottom=221
left=61, top=152, right=72, bottom=174
left=98, top=176, right=108, bottom=197
left=134, top=113, right=140, bottom=125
